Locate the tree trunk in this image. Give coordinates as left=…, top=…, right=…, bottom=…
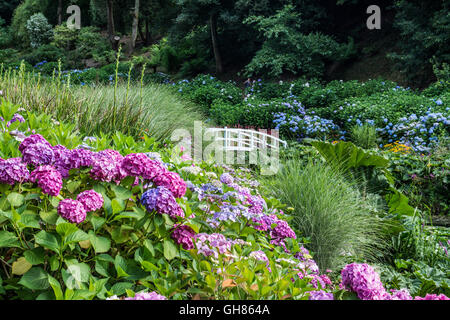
left=145, top=18, right=151, bottom=46
left=138, top=18, right=145, bottom=43
left=209, top=13, right=223, bottom=74
left=130, top=0, right=140, bottom=52
left=106, top=0, right=115, bottom=43
left=57, top=0, right=63, bottom=25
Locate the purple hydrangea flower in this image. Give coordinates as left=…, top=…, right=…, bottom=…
left=22, top=142, right=55, bottom=167
left=30, top=165, right=63, bottom=196
left=90, top=150, right=124, bottom=182
left=141, top=186, right=184, bottom=219
left=308, top=290, right=334, bottom=300
left=171, top=224, right=196, bottom=250
left=341, top=263, right=389, bottom=300
left=294, top=247, right=311, bottom=261
left=121, top=153, right=154, bottom=177
left=194, top=233, right=245, bottom=259
left=7, top=113, right=25, bottom=127
left=220, top=173, right=234, bottom=185
left=414, top=294, right=449, bottom=300
left=77, top=190, right=104, bottom=212
left=57, top=199, right=87, bottom=224
left=124, top=292, right=167, bottom=300
left=52, top=145, right=72, bottom=178
left=69, top=148, right=95, bottom=169
left=18, top=134, right=51, bottom=153
left=152, top=171, right=186, bottom=198
left=0, top=157, right=30, bottom=185
left=390, top=289, right=413, bottom=300
left=271, top=219, right=296, bottom=240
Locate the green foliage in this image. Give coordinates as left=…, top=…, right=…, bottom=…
left=350, top=124, right=378, bottom=149
left=308, top=140, right=389, bottom=171
left=22, top=44, right=65, bottom=67
left=389, top=0, right=450, bottom=86
left=52, top=24, right=79, bottom=51
left=243, top=5, right=354, bottom=78
left=0, top=18, right=13, bottom=48
left=75, top=27, right=115, bottom=65
left=385, top=143, right=450, bottom=216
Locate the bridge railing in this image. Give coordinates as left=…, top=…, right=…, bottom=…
left=205, top=127, right=288, bottom=152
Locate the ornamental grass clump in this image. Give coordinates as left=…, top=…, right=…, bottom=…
left=263, top=160, right=388, bottom=271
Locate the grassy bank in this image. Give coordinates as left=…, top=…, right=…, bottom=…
left=0, top=63, right=206, bottom=141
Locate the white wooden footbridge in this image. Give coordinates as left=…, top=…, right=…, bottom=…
left=205, top=127, right=288, bottom=152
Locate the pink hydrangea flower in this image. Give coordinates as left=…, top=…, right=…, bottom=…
left=124, top=291, right=167, bottom=300
left=22, top=142, right=55, bottom=167
left=30, top=165, right=63, bottom=196
left=77, top=190, right=104, bottom=212
left=90, top=150, right=125, bottom=182
left=152, top=171, right=187, bottom=198
left=69, top=148, right=95, bottom=169
left=341, top=263, right=389, bottom=300
left=0, top=157, right=30, bottom=185
left=171, top=224, right=196, bottom=250
left=57, top=199, right=87, bottom=224
left=415, top=294, right=450, bottom=300
left=18, top=134, right=51, bottom=153
left=308, top=290, right=334, bottom=300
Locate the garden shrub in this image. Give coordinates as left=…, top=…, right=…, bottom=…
left=0, top=18, right=13, bottom=48
left=25, top=13, right=53, bottom=48
left=75, top=27, right=115, bottom=66
left=0, top=49, right=19, bottom=64
left=22, top=44, right=65, bottom=67
left=52, top=24, right=79, bottom=51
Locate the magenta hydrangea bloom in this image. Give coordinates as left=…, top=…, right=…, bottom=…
left=390, top=289, right=413, bottom=300
left=171, top=224, right=196, bottom=250
left=124, top=292, right=167, bottom=300
left=52, top=145, right=72, bottom=178
left=0, top=157, right=30, bottom=185
left=271, top=218, right=296, bottom=240
left=57, top=199, right=87, bottom=224
left=121, top=153, right=151, bottom=177
left=30, top=165, right=63, bottom=196
left=141, top=186, right=184, bottom=219
left=308, top=290, right=334, bottom=300
left=69, top=148, right=95, bottom=169
left=153, top=171, right=186, bottom=198
left=415, top=294, right=450, bottom=300
left=18, top=134, right=51, bottom=153
left=22, top=142, right=55, bottom=167
left=341, top=263, right=389, bottom=300
left=90, top=150, right=125, bottom=182
left=77, top=190, right=104, bottom=212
